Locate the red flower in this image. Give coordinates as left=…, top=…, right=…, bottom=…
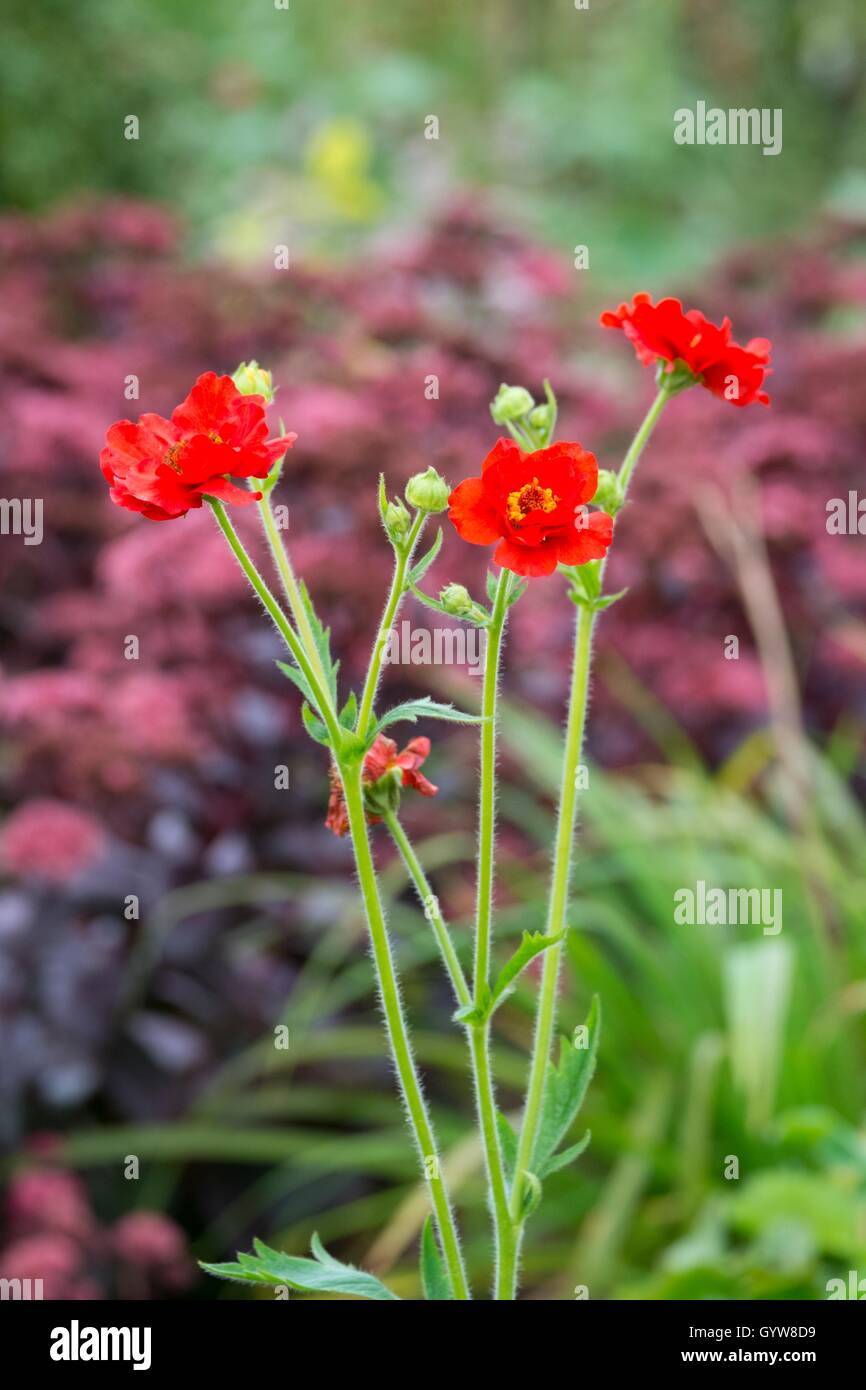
left=448, top=438, right=613, bottom=578
left=100, top=372, right=295, bottom=520
left=325, top=735, right=438, bottom=837
left=600, top=293, right=771, bottom=407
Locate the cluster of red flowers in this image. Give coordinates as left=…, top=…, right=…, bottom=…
left=601, top=293, right=772, bottom=407
left=101, top=372, right=293, bottom=520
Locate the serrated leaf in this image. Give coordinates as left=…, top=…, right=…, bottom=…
left=276, top=658, right=316, bottom=706
left=202, top=1235, right=400, bottom=1300
left=536, top=1129, right=591, bottom=1179
left=408, top=528, right=443, bottom=586
left=297, top=580, right=339, bottom=705
left=496, top=1111, right=519, bottom=1184
left=419, top=1216, right=451, bottom=1300
left=489, top=930, right=564, bottom=1014
left=301, top=701, right=332, bottom=747
left=532, top=995, right=601, bottom=1176
left=375, top=696, right=485, bottom=733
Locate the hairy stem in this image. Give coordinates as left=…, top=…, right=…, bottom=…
left=342, top=763, right=471, bottom=1300
left=383, top=811, right=471, bottom=1010
left=356, top=511, right=427, bottom=739
left=254, top=490, right=334, bottom=706
left=508, top=383, right=671, bottom=1292
left=209, top=499, right=341, bottom=746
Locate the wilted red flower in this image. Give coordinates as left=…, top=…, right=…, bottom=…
left=0, top=800, right=106, bottom=883
left=601, top=293, right=771, bottom=407
left=326, top=735, right=437, bottom=837
left=448, top=438, right=613, bottom=578
left=100, top=372, right=294, bottom=520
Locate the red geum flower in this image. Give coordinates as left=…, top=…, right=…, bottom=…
left=100, top=372, right=295, bottom=520
left=448, top=438, right=613, bottom=578
left=600, top=293, right=771, bottom=407
left=325, top=735, right=437, bottom=837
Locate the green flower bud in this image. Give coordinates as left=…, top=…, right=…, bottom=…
left=528, top=403, right=553, bottom=432
left=385, top=496, right=411, bottom=543
left=363, top=766, right=403, bottom=819
left=490, top=383, right=534, bottom=424
left=405, top=466, right=450, bottom=514
left=439, top=582, right=473, bottom=617
left=592, top=468, right=623, bottom=516
left=232, top=360, right=275, bottom=403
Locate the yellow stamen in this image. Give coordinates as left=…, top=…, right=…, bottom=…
left=689, top=332, right=702, bottom=349
left=506, top=476, right=559, bottom=524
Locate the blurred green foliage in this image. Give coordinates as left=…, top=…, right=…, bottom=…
left=5, top=0, right=866, bottom=283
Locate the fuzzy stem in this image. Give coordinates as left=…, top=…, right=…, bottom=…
left=383, top=811, right=471, bottom=1010
left=341, top=763, right=471, bottom=1300
left=507, top=383, right=672, bottom=1291
left=356, top=511, right=427, bottom=739
left=208, top=499, right=341, bottom=747
left=254, top=491, right=334, bottom=707
left=471, top=568, right=519, bottom=1297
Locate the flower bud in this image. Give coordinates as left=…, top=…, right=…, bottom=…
left=384, top=496, right=411, bottom=543
left=490, top=383, right=534, bottom=424
left=591, top=468, right=623, bottom=516
left=528, top=403, right=553, bottom=433
left=439, top=582, right=473, bottom=617
left=405, top=467, right=450, bottom=514
left=232, top=360, right=275, bottom=403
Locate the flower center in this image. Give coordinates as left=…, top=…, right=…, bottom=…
left=162, top=442, right=187, bottom=474
left=506, top=476, right=559, bottom=525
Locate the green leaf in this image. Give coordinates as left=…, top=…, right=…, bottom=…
left=339, top=691, right=358, bottom=729
left=408, top=528, right=443, bottom=586
left=537, top=1129, right=591, bottom=1179
left=276, top=658, right=316, bottom=707
left=593, top=587, right=629, bottom=612
left=489, top=930, right=564, bottom=1014
left=507, top=579, right=529, bottom=608
left=301, top=701, right=332, bottom=747
left=486, top=570, right=499, bottom=604
left=532, top=995, right=601, bottom=1178
left=419, top=1216, right=451, bottom=1300
left=375, top=696, right=485, bottom=734
left=377, top=473, right=388, bottom=526
left=452, top=986, right=490, bottom=1028
left=201, top=1234, right=401, bottom=1300
left=496, top=1111, right=519, bottom=1184
left=297, top=580, right=339, bottom=706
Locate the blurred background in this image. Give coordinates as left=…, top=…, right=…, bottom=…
left=2, top=0, right=866, bottom=1300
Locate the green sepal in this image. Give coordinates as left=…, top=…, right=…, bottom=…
left=338, top=692, right=358, bottom=729
left=419, top=1216, right=451, bottom=1300
left=200, top=1234, right=400, bottom=1300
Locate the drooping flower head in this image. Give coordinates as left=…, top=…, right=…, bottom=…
left=448, top=438, right=613, bottom=578
left=601, top=293, right=771, bottom=407
left=100, top=372, right=295, bottom=520
left=326, top=735, right=437, bottom=837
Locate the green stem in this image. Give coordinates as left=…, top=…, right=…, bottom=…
left=383, top=811, right=471, bottom=1010
left=254, top=491, right=333, bottom=706
left=356, top=511, right=427, bottom=739
left=208, top=499, right=342, bottom=747
left=341, top=764, right=471, bottom=1300
left=507, top=383, right=671, bottom=1292
left=472, top=568, right=518, bottom=1298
